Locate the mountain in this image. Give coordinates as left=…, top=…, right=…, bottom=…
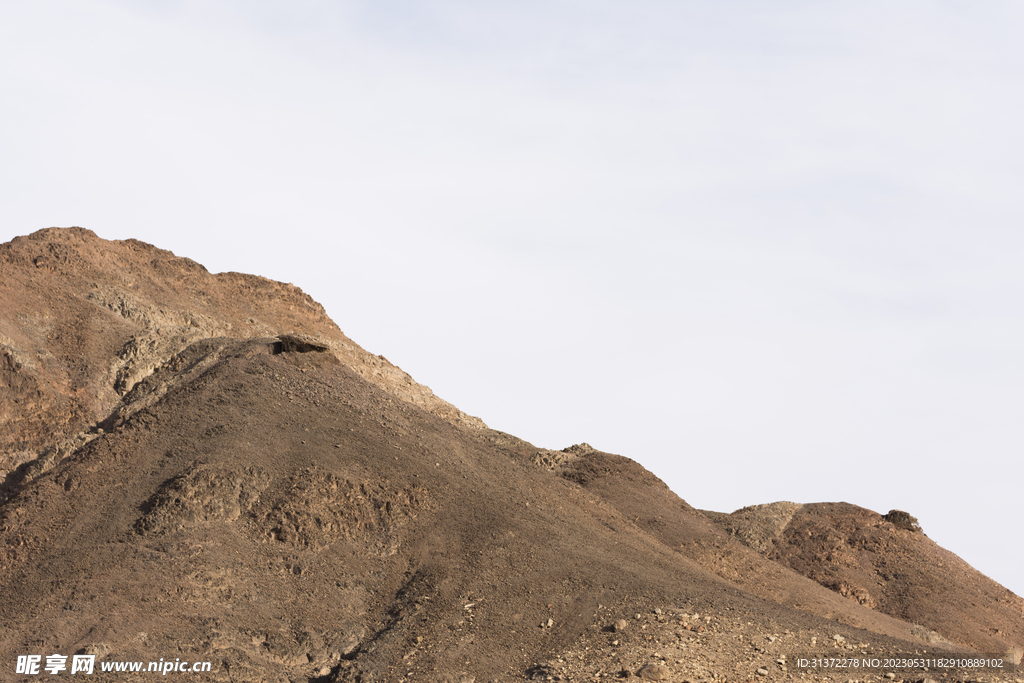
left=1, top=228, right=1020, bottom=682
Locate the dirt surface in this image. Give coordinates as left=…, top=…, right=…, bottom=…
left=1, top=229, right=1021, bottom=682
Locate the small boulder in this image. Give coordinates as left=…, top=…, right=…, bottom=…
left=636, top=663, right=670, bottom=680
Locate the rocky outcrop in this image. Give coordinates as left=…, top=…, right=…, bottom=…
left=710, top=501, right=1024, bottom=658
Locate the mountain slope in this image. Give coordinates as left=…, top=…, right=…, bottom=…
left=0, top=336, right=861, bottom=681
left=709, top=501, right=1024, bottom=659
left=1, top=228, right=1020, bottom=682
left=0, top=227, right=481, bottom=485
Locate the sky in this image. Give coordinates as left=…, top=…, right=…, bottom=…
left=2, top=1, right=1022, bottom=598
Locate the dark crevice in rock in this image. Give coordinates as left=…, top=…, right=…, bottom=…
left=274, top=334, right=330, bottom=354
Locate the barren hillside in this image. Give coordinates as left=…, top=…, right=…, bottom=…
left=708, top=502, right=1024, bottom=660
left=0, top=229, right=1019, bottom=682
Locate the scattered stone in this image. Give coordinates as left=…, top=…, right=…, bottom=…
left=756, top=667, right=769, bottom=676
left=613, top=619, right=630, bottom=632
left=526, top=661, right=561, bottom=680
left=76, top=643, right=111, bottom=659
left=636, top=663, right=670, bottom=680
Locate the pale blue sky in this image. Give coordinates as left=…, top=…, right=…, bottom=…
left=2, top=0, right=1022, bottom=597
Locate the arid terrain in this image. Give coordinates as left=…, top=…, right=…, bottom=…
left=1, top=228, right=1021, bottom=682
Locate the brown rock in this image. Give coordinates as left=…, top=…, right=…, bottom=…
left=636, top=663, right=671, bottom=680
